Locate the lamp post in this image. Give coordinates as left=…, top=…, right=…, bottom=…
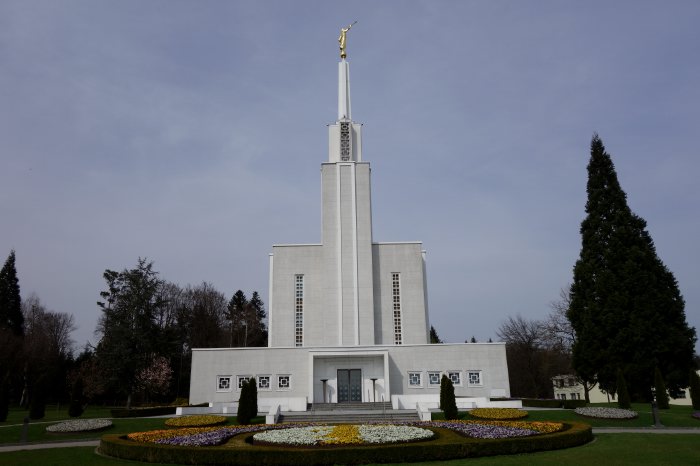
left=651, top=387, right=663, bottom=428
left=321, top=379, right=328, bottom=403
left=370, top=378, right=378, bottom=403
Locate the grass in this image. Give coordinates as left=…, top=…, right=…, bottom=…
left=1, top=434, right=699, bottom=465
left=432, top=403, right=700, bottom=428
left=0, top=405, right=264, bottom=445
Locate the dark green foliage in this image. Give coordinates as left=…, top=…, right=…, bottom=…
left=29, top=378, right=46, bottom=420
left=689, top=369, right=700, bottom=410
left=99, top=422, right=593, bottom=465
left=568, top=135, right=697, bottom=400
left=440, top=375, right=458, bottom=420
left=237, top=378, right=257, bottom=425
left=520, top=398, right=587, bottom=409
left=429, top=325, right=442, bottom=343
left=0, top=375, right=9, bottom=422
left=616, top=369, right=631, bottom=409
left=110, top=406, right=177, bottom=417
left=0, top=250, right=23, bottom=336
left=68, top=377, right=84, bottom=417
left=654, top=366, right=670, bottom=409
left=96, top=258, right=166, bottom=407
left=226, top=291, right=267, bottom=347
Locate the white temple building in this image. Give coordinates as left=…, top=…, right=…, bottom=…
left=188, top=50, right=512, bottom=415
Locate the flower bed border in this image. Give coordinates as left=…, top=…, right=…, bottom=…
left=99, top=421, right=592, bottom=465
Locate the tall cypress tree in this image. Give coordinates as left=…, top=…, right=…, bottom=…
left=0, top=250, right=23, bottom=336
left=568, top=135, right=696, bottom=400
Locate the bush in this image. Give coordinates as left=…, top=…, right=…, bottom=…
left=520, top=398, right=586, bottom=409
left=99, top=421, right=593, bottom=465
left=0, top=375, right=9, bottom=422
left=690, top=369, right=700, bottom=410
left=68, top=377, right=84, bottom=418
left=237, top=378, right=257, bottom=425
left=653, top=366, right=670, bottom=409
left=616, top=369, right=631, bottom=409
left=110, top=406, right=176, bottom=418
left=440, top=375, right=458, bottom=420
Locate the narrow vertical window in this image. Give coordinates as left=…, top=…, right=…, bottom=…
left=295, top=274, right=304, bottom=347
left=340, top=122, right=351, bottom=161
left=392, top=272, right=402, bottom=344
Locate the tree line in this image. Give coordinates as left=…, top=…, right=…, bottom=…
left=0, top=252, right=267, bottom=417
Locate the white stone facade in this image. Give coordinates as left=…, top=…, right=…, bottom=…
left=189, top=56, right=512, bottom=411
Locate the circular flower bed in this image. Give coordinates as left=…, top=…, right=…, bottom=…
left=47, top=419, right=113, bottom=433
left=253, top=424, right=433, bottom=446
left=102, top=420, right=592, bottom=465
left=574, top=407, right=637, bottom=419
left=165, top=415, right=227, bottom=427
left=469, top=408, right=528, bottom=420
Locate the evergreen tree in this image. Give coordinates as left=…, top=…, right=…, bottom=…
left=0, top=250, right=23, bottom=336
left=616, top=369, right=631, bottom=409
left=429, top=326, right=442, bottom=344
left=568, top=135, right=697, bottom=400
left=226, top=290, right=248, bottom=347
left=0, top=375, right=9, bottom=422
left=237, top=378, right=257, bottom=425
left=247, top=292, right=268, bottom=347
left=440, top=375, right=458, bottom=420
left=95, top=259, right=165, bottom=407
left=653, top=366, right=669, bottom=409
left=689, top=369, right=700, bottom=410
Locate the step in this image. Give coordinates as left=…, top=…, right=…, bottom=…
left=310, top=402, right=392, bottom=411
left=279, top=410, right=419, bottom=424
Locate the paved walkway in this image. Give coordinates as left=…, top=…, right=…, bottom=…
left=0, top=439, right=99, bottom=452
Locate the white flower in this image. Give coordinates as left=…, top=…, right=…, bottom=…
left=574, top=407, right=637, bottom=419
left=46, top=419, right=113, bottom=433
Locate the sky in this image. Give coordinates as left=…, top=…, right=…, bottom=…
left=1, top=0, right=698, bottom=353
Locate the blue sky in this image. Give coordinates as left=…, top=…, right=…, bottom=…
left=1, top=0, right=698, bottom=352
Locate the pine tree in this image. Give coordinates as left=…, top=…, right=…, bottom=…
left=440, top=375, right=458, bottom=420
left=0, top=250, right=23, bottom=336
left=689, top=369, right=700, bottom=410
left=568, top=135, right=697, bottom=400
left=0, top=375, right=9, bottom=422
left=653, top=366, right=669, bottom=409
left=429, top=326, right=442, bottom=344
left=616, top=369, right=631, bottom=409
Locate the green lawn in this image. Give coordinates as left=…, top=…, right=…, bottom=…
left=1, top=434, right=699, bottom=465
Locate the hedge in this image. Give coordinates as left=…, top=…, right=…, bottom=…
left=99, top=421, right=592, bottom=465
left=520, top=399, right=587, bottom=409
left=110, top=406, right=177, bottom=418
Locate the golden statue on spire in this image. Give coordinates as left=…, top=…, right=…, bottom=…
left=338, top=21, right=357, bottom=59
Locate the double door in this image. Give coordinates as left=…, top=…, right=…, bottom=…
left=337, top=369, right=362, bottom=402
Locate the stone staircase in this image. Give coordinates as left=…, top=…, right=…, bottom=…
left=278, top=402, right=420, bottom=424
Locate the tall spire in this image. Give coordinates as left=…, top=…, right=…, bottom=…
left=338, top=60, right=351, bottom=121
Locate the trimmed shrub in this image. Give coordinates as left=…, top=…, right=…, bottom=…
left=237, top=378, right=257, bottom=425
left=520, top=398, right=586, bottom=409
left=653, top=366, right=669, bottom=409
left=68, top=377, right=84, bottom=418
left=616, top=369, right=631, bottom=409
left=561, top=399, right=587, bottom=409
left=110, top=406, right=177, bottom=418
left=690, top=369, right=700, bottom=410
left=440, top=375, right=458, bottom=420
